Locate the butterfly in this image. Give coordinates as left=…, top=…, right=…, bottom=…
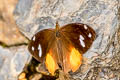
left=28, top=22, right=96, bottom=75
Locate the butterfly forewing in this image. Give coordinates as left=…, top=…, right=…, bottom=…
left=28, top=29, right=54, bottom=62
left=60, top=23, right=96, bottom=54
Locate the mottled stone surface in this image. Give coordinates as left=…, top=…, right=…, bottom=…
left=0, top=0, right=28, bottom=45
left=13, top=0, right=119, bottom=80
left=0, top=46, right=31, bottom=80
left=0, top=0, right=31, bottom=80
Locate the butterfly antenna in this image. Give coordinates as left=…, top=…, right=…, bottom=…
left=56, top=9, right=63, bottom=31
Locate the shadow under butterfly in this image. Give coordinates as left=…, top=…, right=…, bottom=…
left=28, top=22, right=96, bottom=75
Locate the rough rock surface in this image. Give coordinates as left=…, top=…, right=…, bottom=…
left=0, top=0, right=31, bottom=80
left=0, top=46, right=31, bottom=80
left=0, top=0, right=28, bottom=46
left=0, top=0, right=119, bottom=80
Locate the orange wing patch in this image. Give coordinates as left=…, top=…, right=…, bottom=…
left=45, top=47, right=82, bottom=75
left=45, top=51, right=58, bottom=75
left=70, top=47, right=82, bottom=72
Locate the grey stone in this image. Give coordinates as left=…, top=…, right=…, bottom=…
left=0, top=46, right=31, bottom=80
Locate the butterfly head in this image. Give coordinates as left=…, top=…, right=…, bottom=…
left=55, top=21, right=61, bottom=38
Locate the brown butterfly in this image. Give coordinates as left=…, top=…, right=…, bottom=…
left=28, top=22, right=96, bottom=75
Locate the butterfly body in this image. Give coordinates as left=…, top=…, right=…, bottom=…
left=28, top=22, right=96, bottom=75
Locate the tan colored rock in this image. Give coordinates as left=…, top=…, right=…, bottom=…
left=0, top=0, right=28, bottom=46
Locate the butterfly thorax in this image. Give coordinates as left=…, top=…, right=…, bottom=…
left=55, top=22, right=61, bottom=38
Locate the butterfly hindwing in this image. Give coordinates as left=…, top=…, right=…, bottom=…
left=57, top=34, right=83, bottom=73
left=45, top=36, right=60, bottom=75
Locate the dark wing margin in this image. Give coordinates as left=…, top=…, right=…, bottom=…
left=28, top=29, right=54, bottom=62
left=60, top=23, right=96, bottom=54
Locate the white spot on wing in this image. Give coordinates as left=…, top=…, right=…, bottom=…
left=88, top=33, right=92, bottom=38
left=38, top=44, right=42, bottom=57
left=80, top=35, right=84, bottom=40
left=32, top=46, right=34, bottom=51
left=80, top=39, right=85, bottom=47
left=84, top=25, right=88, bottom=30
left=32, top=36, right=35, bottom=41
